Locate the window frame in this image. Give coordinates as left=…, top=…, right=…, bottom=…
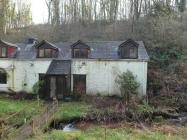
left=0, top=47, right=7, bottom=58
left=39, top=48, right=45, bottom=58
left=73, top=48, right=89, bottom=58
left=45, top=49, right=52, bottom=58
left=38, top=48, right=57, bottom=58
left=120, top=46, right=138, bottom=59
left=0, top=70, right=7, bottom=84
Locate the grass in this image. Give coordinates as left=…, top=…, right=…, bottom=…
left=54, top=101, right=91, bottom=121
left=27, top=101, right=187, bottom=140
left=0, top=98, right=42, bottom=125
left=28, top=125, right=186, bottom=140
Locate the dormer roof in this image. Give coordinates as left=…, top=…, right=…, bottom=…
left=34, top=40, right=58, bottom=50
left=119, top=39, right=139, bottom=48
left=71, top=40, right=90, bottom=49
left=1, top=40, right=149, bottom=61
left=0, top=39, right=17, bottom=48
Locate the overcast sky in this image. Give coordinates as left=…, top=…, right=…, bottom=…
left=30, top=0, right=48, bottom=24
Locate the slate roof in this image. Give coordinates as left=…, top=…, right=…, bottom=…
left=47, top=60, right=71, bottom=75
left=34, top=40, right=58, bottom=49
left=0, top=40, right=17, bottom=48
left=71, top=40, right=90, bottom=49
left=119, top=39, right=139, bottom=48
left=14, top=40, right=149, bottom=61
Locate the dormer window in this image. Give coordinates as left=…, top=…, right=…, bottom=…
left=0, top=40, right=17, bottom=58
left=73, top=48, right=89, bottom=58
left=35, top=40, right=58, bottom=58
left=71, top=40, right=90, bottom=58
left=0, top=47, right=7, bottom=57
left=119, top=39, right=138, bottom=59
left=39, top=49, right=44, bottom=57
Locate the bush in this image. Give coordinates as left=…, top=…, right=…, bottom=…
left=32, top=80, right=44, bottom=95
left=115, top=70, right=140, bottom=105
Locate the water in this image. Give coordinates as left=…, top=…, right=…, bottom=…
left=63, top=123, right=76, bottom=132
left=168, top=115, right=187, bottom=125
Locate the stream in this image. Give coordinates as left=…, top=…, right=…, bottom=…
left=63, top=123, right=76, bottom=132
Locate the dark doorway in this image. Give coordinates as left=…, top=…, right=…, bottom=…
left=39, top=74, right=70, bottom=100
left=39, top=74, right=50, bottom=99
left=73, top=75, right=86, bottom=94
left=56, top=75, right=69, bottom=99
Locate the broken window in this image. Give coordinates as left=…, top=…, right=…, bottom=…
left=0, top=47, right=7, bottom=57
left=73, top=49, right=89, bottom=58
left=0, top=69, right=7, bottom=84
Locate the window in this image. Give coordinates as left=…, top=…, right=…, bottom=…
left=45, top=49, right=51, bottom=58
left=129, top=48, right=137, bottom=58
left=52, top=50, right=57, bottom=57
left=39, top=49, right=44, bottom=57
left=0, top=47, right=7, bottom=57
left=73, top=49, right=89, bottom=58
left=0, top=69, right=7, bottom=84
left=120, top=47, right=137, bottom=59
left=38, top=48, right=57, bottom=58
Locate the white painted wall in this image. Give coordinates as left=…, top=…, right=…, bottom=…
left=0, top=59, right=51, bottom=92
left=72, top=59, right=148, bottom=96
left=0, top=59, right=148, bottom=96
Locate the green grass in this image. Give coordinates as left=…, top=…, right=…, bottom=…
left=0, top=98, right=42, bottom=125
left=27, top=101, right=187, bottom=140
left=29, top=101, right=187, bottom=140
left=54, top=101, right=91, bottom=121
left=80, top=127, right=184, bottom=140
left=28, top=126, right=185, bottom=140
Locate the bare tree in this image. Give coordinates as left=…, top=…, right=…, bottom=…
left=45, top=0, right=53, bottom=24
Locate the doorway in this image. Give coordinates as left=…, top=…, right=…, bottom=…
left=73, top=75, right=86, bottom=94
left=39, top=74, right=70, bottom=100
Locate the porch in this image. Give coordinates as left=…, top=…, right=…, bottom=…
left=39, top=60, right=71, bottom=100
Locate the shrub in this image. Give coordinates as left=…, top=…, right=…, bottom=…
left=32, top=80, right=44, bottom=95
left=116, top=70, right=140, bottom=105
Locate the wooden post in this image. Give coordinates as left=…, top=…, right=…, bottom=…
left=1, top=122, right=5, bottom=138
left=37, top=95, right=40, bottom=107
left=31, top=120, right=35, bottom=134
left=56, top=98, right=58, bottom=108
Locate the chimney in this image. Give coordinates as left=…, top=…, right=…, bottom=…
left=25, top=38, right=39, bottom=51
left=27, top=38, right=39, bottom=45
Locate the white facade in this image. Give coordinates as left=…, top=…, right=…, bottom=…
left=0, top=59, right=51, bottom=92
left=0, top=58, right=148, bottom=96
left=71, top=59, right=148, bottom=96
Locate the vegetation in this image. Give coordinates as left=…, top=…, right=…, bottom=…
left=0, top=0, right=186, bottom=139
left=28, top=125, right=187, bottom=140
left=116, top=70, right=140, bottom=104
left=0, top=0, right=32, bottom=35
left=0, top=98, right=42, bottom=126
left=32, top=80, right=44, bottom=95
left=54, top=102, right=91, bottom=121
left=27, top=100, right=187, bottom=140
